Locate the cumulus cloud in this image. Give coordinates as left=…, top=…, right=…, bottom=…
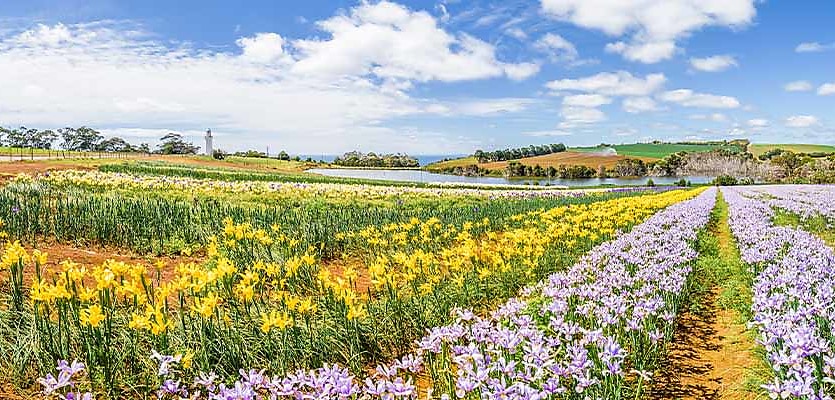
left=558, top=106, right=606, bottom=128
left=689, top=55, right=738, bottom=72
left=522, top=130, right=573, bottom=137
left=658, top=89, right=741, bottom=109
left=747, top=119, right=769, bottom=128
left=819, top=83, right=835, bottom=96
left=546, top=71, right=666, bottom=97
left=784, top=80, right=813, bottom=92
left=690, top=113, right=728, bottom=122
left=292, top=1, right=539, bottom=82
left=541, top=0, right=757, bottom=63
left=533, top=33, right=578, bottom=62
left=0, top=3, right=540, bottom=153
left=785, top=115, right=820, bottom=128
left=622, top=97, right=659, bottom=113
left=796, top=42, right=835, bottom=53
left=562, top=94, right=611, bottom=107
left=236, top=33, right=293, bottom=64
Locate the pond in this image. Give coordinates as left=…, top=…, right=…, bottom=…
left=307, top=168, right=714, bottom=187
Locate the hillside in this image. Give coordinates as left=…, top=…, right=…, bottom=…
left=479, top=151, right=656, bottom=171
left=571, top=143, right=740, bottom=159
left=748, top=143, right=835, bottom=157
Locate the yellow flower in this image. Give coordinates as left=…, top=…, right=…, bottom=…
left=346, top=303, right=367, bottom=321
left=191, top=292, right=221, bottom=318
left=32, top=249, right=48, bottom=266
left=296, top=297, right=318, bottom=315
left=181, top=352, right=193, bottom=369
left=260, top=310, right=293, bottom=333
left=129, top=313, right=151, bottom=330
left=80, top=304, right=105, bottom=328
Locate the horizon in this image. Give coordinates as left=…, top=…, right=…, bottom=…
left=0, top=1, right=833, bottom=153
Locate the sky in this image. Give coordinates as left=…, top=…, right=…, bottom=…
left=0, top=0, right=833, bottom=155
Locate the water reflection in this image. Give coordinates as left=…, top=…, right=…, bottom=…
left=308, top=168, right=713, bottom=187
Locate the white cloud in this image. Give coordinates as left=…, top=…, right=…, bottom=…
left=689, top=55, right=738, bottom=72
left=559, top=106, right=606, bottom=128
left=690, top=113, right=728, bottom=122
left=0, top=9, right=537, bottom=154
left=818, top=83, right=835, bottom=96
left=505, top=28, right=527, bottom=40
left=546, top=71, right=666, bottom=97
left=796, top=42, right=835, bottom=53
left=523, top=130, right=573, bottom=137
left=534, top=33, right=578, bottom=62
left=541, top=0, right=757, bottom=63
left=784, top=80, right=813, bottom=92
left=291, top=1, right=539, bottom=82
left=441, top=98, right=536, bottom=115
left=605, top=40, right=676, bottom=64
left=658, top=89, right=740, bottom=109
left=747, top=119, right=769, bottom=128
left=236, top=33, right=293, bottom=64
left=562, top=94, right=611, bottom=107
left=785, top=115, right=820, bottom=128
left=622, top=97, right=659, bottom=113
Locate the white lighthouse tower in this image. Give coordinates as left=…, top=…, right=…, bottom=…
left=205, top=128, right=213, bottom=156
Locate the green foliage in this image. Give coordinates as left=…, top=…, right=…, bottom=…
left=0, top=178, right=641, bottom=257
left=333, top=151, right=419, bottom=168
left=157, top=133, right=199, bottom=155
left=474, top=143, right=566, bottom=163
left=712, top=175, right=739, bottom=186
left=573, top=141, right=744, bottom=159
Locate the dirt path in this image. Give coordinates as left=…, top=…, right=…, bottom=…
left=649, top=195, right=759, bottom=400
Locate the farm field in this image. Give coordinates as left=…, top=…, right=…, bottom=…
left=478, top=150, right=657, bottom=170
left=571, top=142, right=743, bottom=159
left=748, top=143, right=835, bottom=157
left=1, top=160, right=834, bottom=399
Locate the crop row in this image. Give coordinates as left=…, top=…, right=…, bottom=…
left=93, top=187, right=719, bottom=400
left=724, top=187, right=835, bottom=399
left=2, top=188, right=700, bottom=397
left=0, top=172, right=646, bottom=255
left=744, top=185, right=835, bottom=223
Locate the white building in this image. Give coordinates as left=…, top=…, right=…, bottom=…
left=205, top=129, right=213, bottom=156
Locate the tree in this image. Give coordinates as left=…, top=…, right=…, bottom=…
left=96, top=137, right=133, bottom=152
left=5, top=127, right=26, bottom=147
left=59, top=126, right=103, bottom=151
left=32, top=129, right=58, bottom=149
left=277, top=151, right=290, bottom=161
left=158, top=133, right=199, bottom=155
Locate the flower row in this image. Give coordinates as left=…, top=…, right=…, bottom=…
left=723, top=187, right=835, bottom=399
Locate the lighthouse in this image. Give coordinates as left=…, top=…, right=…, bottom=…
left=205, top=129, right=213, bottom=156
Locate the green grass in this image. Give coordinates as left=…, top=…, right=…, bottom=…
left=773, top=210, right=835, bottom=247
left=689, top=192, right=768, bottom=395
left=571, top=143, right=741, bottom=159
left=748, top=143, right=835, bottom=157
left=423, top=156, right=478, bottom=170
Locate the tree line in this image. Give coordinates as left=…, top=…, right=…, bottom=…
left=474, top=143, right=566, bottom=163
left=0, top=126, right=200, bottom=155
left=334, top=151, right=419, bottom=168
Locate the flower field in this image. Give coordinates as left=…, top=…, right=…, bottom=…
left=4, top=166, right=835, bottom=399
left=724, top=186, right=835, bottom=399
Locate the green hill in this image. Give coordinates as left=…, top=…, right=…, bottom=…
left=571, top=143, right=741, bottom=159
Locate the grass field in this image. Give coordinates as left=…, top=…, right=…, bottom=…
left=423, top=156, right=478, bottom=170
left=748, top=143, right=835, bottom=157
left=572, top=143, right=740, bottom=159
left=479, top=151, right=656, bottom=170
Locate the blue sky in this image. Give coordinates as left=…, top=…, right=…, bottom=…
left=0, top=0, right=833, bottom=154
